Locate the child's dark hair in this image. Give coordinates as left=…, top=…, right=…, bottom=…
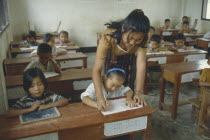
left=37, top=43, right=52, bottom=53
left=43, top=33, right=53, bottom=43
left=151, top=34, right=161, bottom=43
left=183, top=21, right=189, bottom=25
left=59, top=30, right=69, bottom=37
left=174, top=33, right=184, bottom=40
left=182, top=16, right=188, bottom=20
left=27, top=30, right=36, bottom=40
left=106, top=65, right=126, bottom=81
left=165, top=19, right=170, bottom=23
left=23, top=68, right=47, bottom=93
left=150, top=26, right=155, bottom=33
left=105, top=9, right=150, bottom=48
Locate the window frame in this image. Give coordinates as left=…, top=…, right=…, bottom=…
left=201, top=0, right=210, bottom=21
left=0, top=0, right=9, bottom=36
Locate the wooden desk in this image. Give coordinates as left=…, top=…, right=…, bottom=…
left=159, top=29, right=179, bottom=36
left=159, top=59, right=210, bottom=120
left=11, top=46, right=80, bottom=58
left=197, top=38, right=210, bottom=51
left=4, top=52, right=87, bottom=76
left=0, top=102, right=155, bottom=140
left=6, top=69, right=92, bottom=94
left=22, top=32, right=59, bottom=40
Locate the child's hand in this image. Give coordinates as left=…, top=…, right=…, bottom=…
left=125, top=99, right=135, bottom=108
left=106, top=101, right=111, bottom=110
left=38, top=104, right=48, bottom=111
left=134, top=94, right=147, bottom=106
left=30, top=101, right=41, bottom=111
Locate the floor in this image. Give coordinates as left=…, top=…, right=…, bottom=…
left=84, top=53, right=206, bottom=140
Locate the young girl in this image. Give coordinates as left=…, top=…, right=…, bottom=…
left=81, top=66, right=139, bottom=110
left=21, top=30, right=40, bottom=47
left=56, top=30, right=76, bottom=46
left=31, top=33, right=67, bottom=57
left=5, top=68, right=68, bottom=118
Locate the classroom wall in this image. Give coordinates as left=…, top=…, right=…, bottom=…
left=0, top=26, right=13, bottom=114
left=182, top=0, right=210, bottom=33
left=8, top=0, right=183, bottom=47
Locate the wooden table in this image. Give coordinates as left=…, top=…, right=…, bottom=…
left=197, top=38, right=210, bottom=51
left=4, top=52, right=87, bottom=76
left=11, top=46, right=80, bottom=58
left=6, top=69, right=92, bottom=94
left=159, top=59, right=210, bottom=120
left=0, top=102, right=155, bottom=140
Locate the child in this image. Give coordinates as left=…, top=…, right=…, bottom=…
left=148, top=26, right=155, bottom=42
left=21, top=30, right=39, bottom=47
left=25, top=43, right=61, bottom=73
left=161, top=19, right=172, bottom=30
left=175, top=16, right=197, bottom=30
left=147, top=34, right=162, bottom=53
left=31, top=33, right=67, bottom=57
left=178, top=21, right=193, bottom=33
left=199, top=55, right=210, bottom=139
left=81, top=66, right=140, bottom=110
left=5, top=68, right=68, bottom=117
left=56, top=30, right=76, bottom=46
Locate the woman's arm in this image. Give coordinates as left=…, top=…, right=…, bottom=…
left=38, top=98, right=69, bottom=111
left=82, top=96, right=98, bottom=108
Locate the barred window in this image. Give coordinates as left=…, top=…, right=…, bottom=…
left=0, top=0, right=9, bottom=34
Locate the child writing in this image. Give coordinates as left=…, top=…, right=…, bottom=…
left=25, top=43, right=61, bottom=73
left=21, top=30, right=40, bottom=47
left=81, top=65, right=141, bottom=110
left=56, top=30, right=76, bottom=46
left=31, top=33, right=67, bottom=57
left=199, top=55, right=210, bottom=139
left=5, top=68, right=68, bottom=118
left=147, top=34, right=163, bottom=53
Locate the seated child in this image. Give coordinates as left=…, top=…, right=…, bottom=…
left=5, top=68, right=68, bottom=117
left=31, top=33, right=67, bottom=57
left=199, top=55, right=210, bottom=139
left=160, top=19, right=172, bottom=30
left=56, top=30, right=76, bottom=46
left=25, top=43, right=61, bottom=73
left=81, top=65, right=141, bottom=110
left=148, top=26, right=155, bottom=42
left=147, top=34, right=162, bottom=53
left=178, top=21, right=193, bottom=33
left=21, top=30, right=39, bottom=47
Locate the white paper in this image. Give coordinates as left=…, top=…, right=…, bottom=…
left=162, top=31, right=172, bottom=36
left=101, top=98, right=142, bottom=115
left=178, top=48, right=198, bottom=52
left=181, top=72, right=200, bottom=83
left=104, top=116, right=147, bottom=136
left=44, top=72, right=59, bottom=78
left=148, top=57, right=167, bottom=64
left=19, top=46, right=38, bottom=50
left=56, top=46, right=67, bottom=48
left=187, top=54, right=206, bottom=61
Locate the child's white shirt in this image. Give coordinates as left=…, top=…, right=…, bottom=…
left=25, top=59, right=55, bottom=72
left=204, top=31, right=210, bottom=38
left=80, top=83, right=131, bottom=101
left=30, top=46, right=67, bottom=56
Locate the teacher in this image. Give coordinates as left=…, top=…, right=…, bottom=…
left=92, top=9, right=150, bottom=111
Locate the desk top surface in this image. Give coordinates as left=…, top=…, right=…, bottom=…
left=197, top=37, right=210, bottom=41
left=4, top=52, right=87, bottom=64
left=0, top=102, right=155, bottom=139
left=161, top=59, right=210, bottom=74
left=6, top=68, right=92, bottom=88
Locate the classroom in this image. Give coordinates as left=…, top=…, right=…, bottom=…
left=0, top=0, right=210, bottom=140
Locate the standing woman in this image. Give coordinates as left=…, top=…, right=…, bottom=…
left=93, top=9, right=150, bottom=111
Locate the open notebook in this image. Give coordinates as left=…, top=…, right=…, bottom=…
left=20, top=46, right=38, bottom=50
left=101, top=98, right=142, bottom=115
left=44, top=72, right=60, bottom=78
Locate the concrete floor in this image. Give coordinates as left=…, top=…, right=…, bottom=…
left=84, top=53, right=205, bottom=140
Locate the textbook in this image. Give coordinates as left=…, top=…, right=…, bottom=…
left=101, top=98, right=142, bottom=115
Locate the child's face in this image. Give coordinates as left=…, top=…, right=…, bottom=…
left=183, top=24, right=189, bottom=30
left=59, top=33, right=68, bottom=43
left=29, top=76, right=45, bottom=98
left=165, top=21, right=171, bottom=27
left=148, top=29, right=155, bottom=40
left=175, top=40, right=185, bottom=48
left=28, top=37, right=35, bottom=44
left=182, top=17, right=188, bottom=22
left=104, top=75, right=124, bottom=92
left=38, top=53, right=51, bottom=65
left=150, top=41, right=160, bottom=49
left=122, top=31, right=144, bottom=49
left=47, top=36, right=55, bottom=47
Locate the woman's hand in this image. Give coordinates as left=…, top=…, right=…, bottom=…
left=134, top=93, right=147, bottom=106
left=125, top=99, right=135, bottom=108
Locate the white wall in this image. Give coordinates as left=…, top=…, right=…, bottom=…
left=182, top=0, right=210, bottom=33
left=8, top=0, right=183, bottom=47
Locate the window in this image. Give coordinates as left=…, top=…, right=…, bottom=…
left=202, top=0, right=210, bottom=20
left=0, top=0, right=9, bottom=33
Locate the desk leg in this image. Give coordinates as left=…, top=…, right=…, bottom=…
left=143, top=115, right=152, bottom=140
left=171, top=74, right=181, bottom=120
left=83, top=58, right=87, bottom=68
left=159, top=74, right=166, bottom=110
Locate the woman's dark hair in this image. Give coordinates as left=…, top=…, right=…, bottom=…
left=43, top=33, right=53, bottom=43
left=105, top=9, right=150, bottom=47
left=37, top=43, right=52, bottom=53
left=174, top=33, right=185, bottom=40
left=165, top=19, right=170, bottom=23
left=59, top=30, right=69, bottom=37
left=27, top=30, right=36, bottom=40
left=106, top=64, right=126, bottom=81
left=150, top=26, right=155, bottom=32
left=151, top=34, right=161, bottom=43
left=23, top=68, right=47, bottom=93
